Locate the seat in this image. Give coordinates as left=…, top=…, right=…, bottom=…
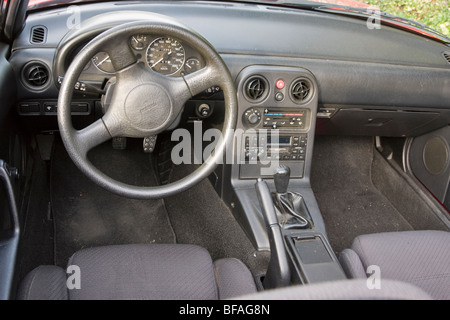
left=17, top=244, right=257, bottom=300
left=339, top=230, right=450, bottom=300
left=18, top=242, right=436, bottom=300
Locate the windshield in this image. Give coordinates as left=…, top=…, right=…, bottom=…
left=27, top=0, right=450, bottom=38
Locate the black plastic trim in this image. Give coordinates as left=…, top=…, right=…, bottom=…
left=0, top=160, right=20, bottom=300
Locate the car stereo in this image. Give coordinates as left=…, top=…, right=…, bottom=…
left=243, top=133, right=308, bottom=162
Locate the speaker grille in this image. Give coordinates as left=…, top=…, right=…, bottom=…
left=423, top=137, right=449, bottom=175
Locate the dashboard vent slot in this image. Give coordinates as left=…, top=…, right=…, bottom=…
left=244, top=76, right=267, bottom=101
left=290, top=78, right=312, bottom=103
left=443, top=52, right=450, bottom=65
left=30, top=26, right=47, bottom=44
left=23, top=63, right=49, bottom=88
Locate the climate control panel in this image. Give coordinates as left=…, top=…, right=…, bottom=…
left=243, top=107, right=309, bottom=130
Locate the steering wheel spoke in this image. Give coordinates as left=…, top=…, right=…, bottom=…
left=183, top=65, right=220, bottom=97
left=104, top=40, right=138, bottom=72
left=166, top=76, right=194, bottom=110
left=74, top=118, right=113, bottom=156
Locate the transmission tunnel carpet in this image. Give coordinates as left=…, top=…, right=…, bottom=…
left=51, top=138, right=175, bottom=267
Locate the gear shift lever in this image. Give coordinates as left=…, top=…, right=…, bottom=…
left=274, top=165, right=290, bottom=195
left=273, top=165, right=310, bottom=229
left=274, top=166, right=290, bottom=211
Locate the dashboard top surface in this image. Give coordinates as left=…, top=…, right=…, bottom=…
left=16, top=1, right=450, bottom=68
left=9, top=1, right=450, bottom=110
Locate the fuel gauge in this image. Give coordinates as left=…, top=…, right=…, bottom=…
left=184, top=58, right=202, bottom=74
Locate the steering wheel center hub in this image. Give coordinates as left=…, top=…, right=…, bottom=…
left=124, top=83, right=172, bottom=132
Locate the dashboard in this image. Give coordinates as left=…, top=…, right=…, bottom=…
left=8, top=0, right=450, bottom=138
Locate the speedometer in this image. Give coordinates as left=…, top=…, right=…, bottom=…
left=146, top=37, right=185, bottom=75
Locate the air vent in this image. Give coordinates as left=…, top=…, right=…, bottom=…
left=22, top=62, right=49, bottom=88
left=244, top=76, right=268, bottom=101
left=443, top=52, right=450, bottom=65
left=30, top=26, right=47, bottom=44
left=290, top=78, right=313, bottom=103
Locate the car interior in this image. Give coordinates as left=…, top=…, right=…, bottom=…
left=0, top=0, right=449, bottom=300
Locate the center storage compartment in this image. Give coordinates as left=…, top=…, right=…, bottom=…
left=294, top=237, right=333, bottom=264
left=286, top=233, right=347, bottom=284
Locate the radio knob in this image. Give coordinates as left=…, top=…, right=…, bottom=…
left=245, top=109, right=261, bottom=126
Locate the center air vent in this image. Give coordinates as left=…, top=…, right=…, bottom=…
left=30, top=26, right=47, bottom=44
left=290, top=78, right=313, bottom=104
left=244, top=76, right=268, bottom=101
left=22, top=62, right=49, bottom=88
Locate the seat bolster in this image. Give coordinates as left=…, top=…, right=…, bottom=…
left=233, top=279, right=432, bottom=300
left=350, top=230, right=450, bottom=300
left=214, top=258, right=257, bottom=299
left=339, top=249, right=367, bottom=279
left=17, top=265, right=68, bottom=300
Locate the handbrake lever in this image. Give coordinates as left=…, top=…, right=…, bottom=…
left=255, top=178, right=291, bottom=289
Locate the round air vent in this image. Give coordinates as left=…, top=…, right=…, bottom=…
left=290, top=78, right=313, bottom=104
left=22, top=62, right=49, bottom=89
left=243, top=76, right=268, bottom=102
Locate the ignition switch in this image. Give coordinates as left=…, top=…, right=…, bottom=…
left=198, top=103, right=211, bottom=118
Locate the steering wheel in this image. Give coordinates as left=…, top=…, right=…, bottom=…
left=57, top=16, right=237, bottom=199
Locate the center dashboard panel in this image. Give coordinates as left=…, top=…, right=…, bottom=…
left=235, top=65, right=318, bottom=180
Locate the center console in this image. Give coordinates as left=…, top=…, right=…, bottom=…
left=234, top=66, right=316, bottom=181
left=226, top=65, right=346, bottom=287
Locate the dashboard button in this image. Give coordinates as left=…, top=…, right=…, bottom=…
left=275, top=92, right=284, bottom=101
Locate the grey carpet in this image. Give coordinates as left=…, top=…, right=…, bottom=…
left=51, top=138, right=176, bottom=267
left=371, top=149, right=449, bottom=231
left=165, top=164, right=269, bottom=276
left=310, top=136, right=414, bottom=254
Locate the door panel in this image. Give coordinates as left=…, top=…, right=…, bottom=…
left=407, top=126, right=450, bottom=206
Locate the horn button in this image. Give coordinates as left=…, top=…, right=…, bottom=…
left=124, top=83, right=172, bottom=133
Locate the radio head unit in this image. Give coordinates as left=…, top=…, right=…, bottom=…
left=243, top=133, right=308, bottom=162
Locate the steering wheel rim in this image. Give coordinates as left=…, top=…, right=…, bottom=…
left=57, top=16, right=237, bottom=199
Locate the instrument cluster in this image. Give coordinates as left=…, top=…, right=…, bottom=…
left=85, top=35, right=205, bottom=77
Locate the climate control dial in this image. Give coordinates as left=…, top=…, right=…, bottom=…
left=244, top=108, right=261, bottom=126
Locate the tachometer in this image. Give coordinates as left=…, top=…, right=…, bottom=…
left=146, top=37, right=185, bottom=75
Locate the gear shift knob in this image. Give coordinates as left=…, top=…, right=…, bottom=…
left=274, top=165, right=290, bottom=194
